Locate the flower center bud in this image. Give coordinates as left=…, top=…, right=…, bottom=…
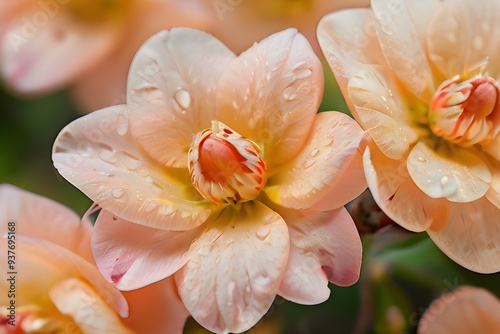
left=428, top=75, right=500, bottom=146
left=188, top=121, right=267, bottom=205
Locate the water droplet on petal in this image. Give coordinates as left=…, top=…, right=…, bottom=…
left=111, top=188, right=124, bottom=199
left=256, top=227, right=270, bottom=241
left=145, top=201, right=159, bottom=212
left=265, top=72, right=271, bottom=81
left=116, top=114, right=129, bottom=136
left=417, top=156, right=426, bottom=162
left=98, top=149, right=117, bottom=163
left=120, top=152, right=142, bottom=170
left=310, top=149, right=319, bottom=157
left=282, top=86, right=297, bottom=101
left=381, top=25, right=393, bottom=35
left=174, top=89, right=191, bottom=109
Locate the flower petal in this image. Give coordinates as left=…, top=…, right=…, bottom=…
left=277, top=207, right=362, bottom=305
left=126, top=28, right=235, bottom=168
left=175, top=201, right=289, bottom=334
left=216, top=28, right=323, bottom=168
left=364, top=145, right=449, bottom=232
left=407, top=139, right=491, bottom=202
left=418, top=286, right=500, bottom=334
left=427, top=197, right=500, bottom=273
left=427, top=0, right=500, bottom=79
left=264, top=112, right=367, bottom=211
left=371, top=0, right=434, bottom=99
left=0, top=237, right=128, bottom=318
left=0, top=9, right=120, bottom=94
left=52, top=105, right=214, bottom=231
left=92, top=209, right=200, bottom=291
left=122, top=277, right=189, bottom=334
left=50, top=278, right=132, bottom=334
left=317, top=8, right=387, bottom=116
left=0, top=184, right=92, bottom=259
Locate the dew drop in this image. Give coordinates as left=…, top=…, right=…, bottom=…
left=137, top=167, right=149, bottom=177
left=174, top=89, right=191, bottom=109
left=116, top=114, right=129, bottom=136
left=256, top=227, right=271, bottom=241
left=303, top=159, right=316, bottom=169
left=381, top=25, right=393, bottom=35
left=417, top=156, right=426, bottom=162
left=145, top=201, right=160, bottom=212
left=120, top=152, right=142, bottom=170
left=440, top=174, right=458, bottom=197
left=265, top=72, right=271, bottom=81
left=295, top=68, right=312, bottom=79
left=282, top=86, right=297, bottom=101
left=98, top=149, right=117, bottom=163
left=111, top=188, right=124, bottom=199
left=310, top=149, right=319, bottom=157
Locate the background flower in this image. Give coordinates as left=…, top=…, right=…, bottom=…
left=418, top=286, right=500, bottom=333
left=52, top=27, right=367, bottom=333
left=0, top=184, right=189, bottom=334
left=0, top=0, right=214, bottom=112
left=318, top=0, right=500, bottom=273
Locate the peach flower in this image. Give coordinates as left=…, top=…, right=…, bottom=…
left=418, top=286, right=500, bottom=333
left=209, top=0, right=369, bottom=55
left=0, top=0, right=213, bottom=112
left=0, top=184, right=188, bottom=334
left=318, top=0, right=500, bottom=273
left=53, top=28, right=367, bottom=333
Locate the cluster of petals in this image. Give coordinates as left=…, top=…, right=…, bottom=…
left=318, top=0, right=500, bottom=273
left=0, top=0, right=213, bottom=112
left=0, top=184, right=189, bottom=334
left=53, top=27, right=368, bottom=333
left=418, top=286, right=500, bottom=333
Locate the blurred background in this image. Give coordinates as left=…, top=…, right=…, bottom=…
left=1, top=0, right=500, bottom=333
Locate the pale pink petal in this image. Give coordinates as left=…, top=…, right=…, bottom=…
left=483, top=133, right=500, bottom=161
left=0, top=184, right=91, bottom=260
left=126, top=28, right=235, bottom=168
left=264, top=112, right=367, bottom=211
left=318, top=8, right=421, bottom=160
left=50, top=278, right=133, bottom=334
left=407, top=139, right=491, bottom=202
left=0, top=237, right=128, bottom=318
left=346, top=67, right=419, bottom=160
left=418, top=286, right=500, bottom=334
left=364, top=145, right=450, bottom=232
left=486, top=160, right=500, bottom=209
left=0, top=9, right=120, bottom=94
left=122, top=277, right=189, bottom=334
left=371, top=0, right=434, bottom=99
left=92, top=209, right=201, bottom=291
left=277, top=207, right=362, bottom=305
left=427, top=0, right=500, bottom=80
left=216, top=28, right=323, bottom=168
left=317, top=8, right=387, bottom=117
left=427, top=198, right=500, bottom=273
left=52, top=105, right=214, bottom=231
left=71, top=0, right=216, bottom=112
left=175, top=202, right=289, bottom=334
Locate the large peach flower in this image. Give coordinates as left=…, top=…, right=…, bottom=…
left=318, top=0, right=500, bottom=273
left=0, top=184, right=188, bottom=334
left=418, top=286, right=500, bottom=333
left=0, top=0, right=213, bottom=112
left=53, top=28, right=367, bottom=333
left=209, top=0, right=369, bottom=55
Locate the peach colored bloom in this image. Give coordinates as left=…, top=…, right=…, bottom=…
left=418, top=286, right=500, bottom=333
left=209, top=0, right=369, bottom=55
left=318, top=0, right=500, bottom=273
left=53, top=28, right=367, bottom=333
left=0, top=0, right=213, bottom=112
left=0, top=184, right=188, bottom=334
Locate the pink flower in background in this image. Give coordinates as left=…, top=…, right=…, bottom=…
left=0, top=0, right=213, bottom=112
left=418, top=286, right=500, bottom=333
left=53, top=28, right=367, bottom=333
left=0, top=184, right=189, bottom=334
left=209, top=0, right=369, bottom=55
left=318, top=0, right=500, bottom=273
